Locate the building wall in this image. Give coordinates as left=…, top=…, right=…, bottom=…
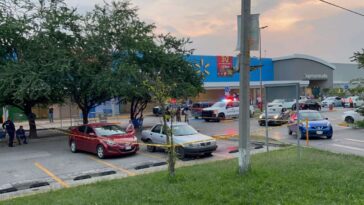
left=274, top=58, right=334, bottom=88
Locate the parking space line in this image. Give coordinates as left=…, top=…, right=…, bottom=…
left=345, top=139, right=364, bottom=143
left=332, top=144, right=364, bottom=152
left=34, top=162, right=70, bottom=188
left=88, top=157, right=136, bottom=177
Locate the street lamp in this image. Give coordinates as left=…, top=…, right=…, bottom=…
left=259, top=25, right=268, bottom=112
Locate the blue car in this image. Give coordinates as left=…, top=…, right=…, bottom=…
left=288, top=110, right=333, bottom=139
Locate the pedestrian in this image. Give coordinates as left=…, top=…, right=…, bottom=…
left=176, top=107, right=181, bottom=122
left=349, top=97, right=354, bottom=108
left=16, top=126, right=27, bottom=144
left=48, top=107, right=54, bottom=123
left=126, top=120, right=135, bottom=133
left=2, top=117, right=16, bottom=147
left=341, top=98, right=346, bottom=108
left=184, top=106, right=190, bottom=123
left=165, top=107, right=171, bottom=122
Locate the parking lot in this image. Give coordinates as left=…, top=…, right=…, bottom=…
left=1, top=107, right=363, bottom=199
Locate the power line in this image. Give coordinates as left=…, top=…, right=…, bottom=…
left=318, top=0, right=364, bottom=17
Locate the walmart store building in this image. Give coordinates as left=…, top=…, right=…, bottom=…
left=189, top=53, right=362, bottom=103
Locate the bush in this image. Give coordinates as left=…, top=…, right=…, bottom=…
left=355, top=120, right=364, bottom=128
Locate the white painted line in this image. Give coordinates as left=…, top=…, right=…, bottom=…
left=345, top=138, right=364, bottom=143
left=332, top=144, right=364, bottom=152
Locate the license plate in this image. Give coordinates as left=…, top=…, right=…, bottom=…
left=125, top=146, right=132, bottom=150
left=316, top=131, right=323, bottom=135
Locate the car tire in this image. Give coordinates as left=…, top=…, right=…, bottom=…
left=195, top=116, right=198, bottom=119
left=288, top=129, right=292, bottom=135
left=97, top=145, right=105, bottom=159
left=327, top=135, right=333, bottom=139
left=345, top=116, right=354, bottom=124
left=176, top=146, right=185, bottom=159
left=204, top=119, right=210, bottom=122
left=70, top=140, right=77, bottom=153
left=146, top=139, right=156, bottom=152
left=218, top=113, right=225, bottom=121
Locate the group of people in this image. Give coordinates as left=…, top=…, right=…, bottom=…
left=165, top=106, right=190, bottom=123
left=1, top=117, right=27, bottom=147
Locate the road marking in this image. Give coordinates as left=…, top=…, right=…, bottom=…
left=332, top=144, right=364, bottom=152
left=34, top=162, right=70, bottom=188
left=345, top=139, right=364, bottom=143
left=88, top=157, right=136, bottom=176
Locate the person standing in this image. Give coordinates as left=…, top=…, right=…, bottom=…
left=341, top=98, right=346, bottom=108
left=176, top=107, right=181, bottom=122
left=16, top=125, right=27, bottom=144
left=2, top=117, right=16, bottom=147
left=184, top=106, right=190, bottom=124
left=48, top=107, right=54, bottom=123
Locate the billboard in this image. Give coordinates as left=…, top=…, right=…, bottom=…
left=217, top=56, right=234, bottom=77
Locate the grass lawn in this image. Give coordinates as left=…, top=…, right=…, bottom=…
left=2, top=147, right=364, bottom=205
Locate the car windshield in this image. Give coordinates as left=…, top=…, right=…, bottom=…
left=325, top=97, right=335, bottom=101
left=172, top=125, right=198, bottom=136
left=299, top=112, right=324, bottom=121
left=272, top=99, right=285, bottom=103
left=94, top=125, right=126, bottom=137
left=211, top=102, right=226, bottom=108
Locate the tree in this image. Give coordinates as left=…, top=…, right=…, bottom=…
left=352, top=49, right=364, bottom=69
left=0, top=0, right=78, bottom=137
left=63, top=1, right=155, bottom=124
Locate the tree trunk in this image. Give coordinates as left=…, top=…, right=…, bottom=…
left=24, top=106, right=37, bottom=138
left=81, top=108, right=89, bottom=124
left=162, top=105, right=175, bottom=177
left=130, top=97, right=136, bottom=120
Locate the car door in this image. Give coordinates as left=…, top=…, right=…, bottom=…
left=75, top=126, right=87, bottom=151
left=225, top=102, right=234, bottom=118
left=84, top=126, right=99, bottom=153
left=233, top=101, right=240, bottom=118
left=150, top=125, right=165, bottom=144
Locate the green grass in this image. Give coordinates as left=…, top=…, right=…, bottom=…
left=2, top=147, right=364, bottom=205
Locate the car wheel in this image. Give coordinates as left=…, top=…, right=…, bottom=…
left=195, top=116, right=198, bottom=119
left=204, top=119, right=210, bottom=122
left=345, top=116, right=354, bottom=124
left=288, top=129, right=292, bottom=135
left=146, top=139, right=156, bottom=152
left=70, top=140, right=77, bottom=153
left=97, top=145, right=105, bottom=159
left=218, top=113, right=225, bottom=121
left=327, top=135, right=333, bottom=139
left=176, top=146, right=185, bottom=159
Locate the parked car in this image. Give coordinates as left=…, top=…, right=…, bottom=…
left=268, top=99, right=295, bottom=110
left=321, top=96, right=342, bottom=107
left=292, top=99, right=321, bottom=111
left=342, top=106, right=364, bottom=124
left=344, top=96, right=364, bottom=108
left=201, top=100, right=255, bottom=122
left=191, top=102, right=214, bottom=119
left=287, top=110, right=333, bottom=139
left=141, top=123, right=217, bottom=159
left=258, top=109, right=290, bottom=126
left=69, top=123, right=139, bottom=159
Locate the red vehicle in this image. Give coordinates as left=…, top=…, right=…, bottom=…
left=69, top=123, right=139, bottom=159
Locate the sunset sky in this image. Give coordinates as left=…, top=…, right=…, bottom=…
left=65, top=0, right=364, bottom=63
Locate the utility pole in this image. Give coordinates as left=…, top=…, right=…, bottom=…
left=238, top=0, right=251, bottom=174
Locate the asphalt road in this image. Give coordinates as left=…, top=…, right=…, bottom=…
left=0, top=107, right=363, bottom=199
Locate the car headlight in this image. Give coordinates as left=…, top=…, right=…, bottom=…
left=259, top=114, right=263, bottom=119
left=188, top=143, right=199, bottom=148
left=274, top=115, right=279, bottom=119
left=105, top=140, right=116, bottom=146
left=213, top=110, right=219, bottom=114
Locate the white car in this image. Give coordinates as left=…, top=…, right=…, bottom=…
left=141, top=123, right=217, bottom=158
left=201, top=100, right=254, bottom=122
left=342, top=107, right=364, bottom=124
left=321, top=96, right=342, bottom=107
left=268, top=99, right=295, bottom=110
left=345, top=96, right=364, bottom=108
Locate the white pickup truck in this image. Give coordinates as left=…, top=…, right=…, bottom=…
left=201, top=100, right=255, bottom=122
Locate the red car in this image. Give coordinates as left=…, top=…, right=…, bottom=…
left=69, top=123, right=139, bottom=159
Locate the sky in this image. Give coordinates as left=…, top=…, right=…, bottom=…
left=64, top=0, right=364, bottom=63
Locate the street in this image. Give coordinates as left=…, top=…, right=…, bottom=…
left=0, top=107, right=363, bottom=199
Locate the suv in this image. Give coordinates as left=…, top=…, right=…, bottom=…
left=191, top=102, right=214, bottom=119
left=343, top=106, right=364, bottom=124
left=201, top=101, right=255, bottom=122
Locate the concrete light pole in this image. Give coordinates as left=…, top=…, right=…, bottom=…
left=259, top=26, right=268, bottom=112
left=238, top=0, right=251, bottom=174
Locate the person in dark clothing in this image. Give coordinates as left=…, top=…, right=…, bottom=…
left=16, top=126, right=27, bottom=144
left=2, top=117, right=16, bottom=147
left=176, top=107, right=182, bottom=122
left=48, top=107, right=54, bottom=123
